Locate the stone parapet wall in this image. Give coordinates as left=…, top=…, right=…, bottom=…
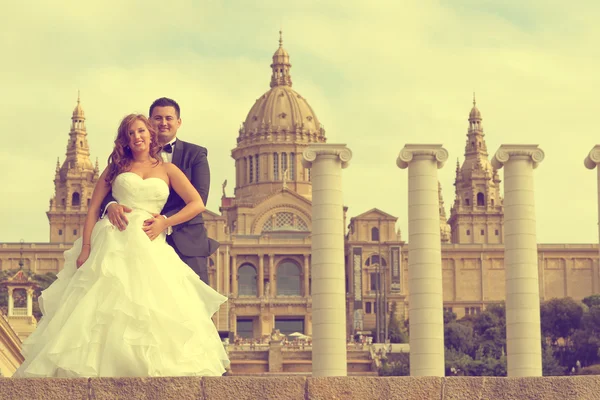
left=1, top=376, right=600, bottom=399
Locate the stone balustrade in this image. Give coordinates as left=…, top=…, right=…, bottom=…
left=1, top=376, right=600, bottom=399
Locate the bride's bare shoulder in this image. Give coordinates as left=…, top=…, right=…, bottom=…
left=163, top=162, right=184, bottom=175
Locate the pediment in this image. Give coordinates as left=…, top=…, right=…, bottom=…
left=350, top=208, right=397, bottom=222
left=253, top=188, right=312, bottom=209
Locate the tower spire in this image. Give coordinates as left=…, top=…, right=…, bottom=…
left=448, top=95, right=503, bottom=245
left=270, top=30, right=292, bottom=88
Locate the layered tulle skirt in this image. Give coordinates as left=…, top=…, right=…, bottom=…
left=14, top=210, right=229, bottom=377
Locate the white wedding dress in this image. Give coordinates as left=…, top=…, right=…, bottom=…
left=14, top=172, right=230, bottom=378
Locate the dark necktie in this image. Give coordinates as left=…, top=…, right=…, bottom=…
left=162, top=142, right=175, bottom=153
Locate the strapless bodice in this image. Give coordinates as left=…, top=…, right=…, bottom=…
left=112, top=172, right=169, bottom=214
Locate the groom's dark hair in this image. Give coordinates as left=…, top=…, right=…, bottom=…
left=149, top=97, right=181, bottom=119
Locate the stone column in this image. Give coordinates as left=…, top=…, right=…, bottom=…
left=215, top=248, right=221, bottom=293
left=258, top=254, right=265, bottom=298
left=269, top=254, right=276, bottom=297
left=302, top=144, right=352, bottom=377
left=585, top=145, right=600, bottom=288
left=7, top=288, right=13, bottom=316
left=231, top=255, right=238, bottom=297
left=397, top=144, right=448, bottom=377
left=26, top=288, right=34, bottom=316
left=492, top=144, right=545, bottom=377
left=223, top=245, right=231, bottom=297
left=303, top=254, right=310, bottom=297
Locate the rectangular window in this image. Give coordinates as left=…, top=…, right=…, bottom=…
left=370, top=273, right=379, bottom=291
left=236, top=318, right=254, bottom=338
left=365, top=302, right=372, bottom=314
left=480, top=229, right=485, bottom=235
left=274, top=318, right=304, bottom=335
left=255, top=154, right=260, bottom=182
left=249, top=156, right=254, bottom=183
left=281, top=152, right=288, bottom=175
left=495, top=229, right=499, bottom=236
left=290, top=153, right=295, bottom=180
left=273, top=153, right=279, bottom=180
left=466, top=230, right=471, bottom=236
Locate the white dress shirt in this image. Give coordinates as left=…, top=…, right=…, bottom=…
left=161, top=138, right=177, bottom=164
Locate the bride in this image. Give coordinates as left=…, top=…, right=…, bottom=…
left=14, top=114, right=230, bottom=377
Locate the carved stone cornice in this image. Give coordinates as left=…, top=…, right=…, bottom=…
left=396, top=144, right=449, bottom=169
left=491, top=145, right=545, bottom=170
left=584, top=145, right=600, bottom=170
left=301, top=144, right=353, bottom=169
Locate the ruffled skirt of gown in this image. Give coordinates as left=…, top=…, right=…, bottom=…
left=13, top=210, right=230, bottom=378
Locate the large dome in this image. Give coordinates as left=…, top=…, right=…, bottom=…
left=237, top=32, right=326, bottom=144
left=243, top=86, right=321, bottom=134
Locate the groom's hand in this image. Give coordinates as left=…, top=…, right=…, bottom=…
left=142, top=214, right=167, bottom=241
left=107, top=203, right=132, bottom=231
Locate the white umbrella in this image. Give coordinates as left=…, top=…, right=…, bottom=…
left=288, top=332, right=305, bottom=337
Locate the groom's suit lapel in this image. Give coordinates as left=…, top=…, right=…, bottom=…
left=172, top=140, right=184, bottom=168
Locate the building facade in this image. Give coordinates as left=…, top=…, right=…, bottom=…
left=1, top=35, right=599, bottom=341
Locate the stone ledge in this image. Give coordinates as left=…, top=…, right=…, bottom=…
left=0, top=376, right=599, bottom=400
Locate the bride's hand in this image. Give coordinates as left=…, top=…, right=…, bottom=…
left=142, top=215, right=167, bottom=241
left=76, top=246, right=91, bottom=268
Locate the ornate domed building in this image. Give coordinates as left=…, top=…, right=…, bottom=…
left=0, top=36, right=598, bottom=368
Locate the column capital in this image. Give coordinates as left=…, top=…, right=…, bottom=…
left=584, top=145, right=600, bottom=170
left=396, top=144, right=448, bottom=169
left=301, top=144, right=352, bottom=169
left=491, top=144, right=545, bottom=170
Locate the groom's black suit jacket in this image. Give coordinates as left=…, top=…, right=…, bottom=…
left=101, top=139, right=219, bottom=263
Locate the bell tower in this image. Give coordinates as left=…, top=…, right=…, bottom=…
left=448, top=95, right=504, bottom=244
left=47, top=93, right=99, bottom=243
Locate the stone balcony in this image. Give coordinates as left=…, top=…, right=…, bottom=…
left=1, top=376, right=599, bottom=399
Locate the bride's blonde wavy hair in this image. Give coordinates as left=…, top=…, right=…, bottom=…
left=105, top=114, right=162, bottom=184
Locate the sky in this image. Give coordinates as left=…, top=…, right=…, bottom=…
left=2, top=0, right=600, bottom=244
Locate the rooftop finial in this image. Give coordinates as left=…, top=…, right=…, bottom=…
left=77, top=89, right=81, bottom=104
left=279, top=29, right=283, bottom=47
left=473, top=92, right=476, bottom=107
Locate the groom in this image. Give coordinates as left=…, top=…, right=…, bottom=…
left=101, top=97, right=218, bottom=284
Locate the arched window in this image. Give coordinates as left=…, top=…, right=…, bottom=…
left=277, top=260, right=301, bottom=296
left=262, top=212, right=309, bottom=232
left=371, top=227, right=379, bottom=241
left=238, top=264, right=257, bottom=296
left=465, top=198, right=470, bottom=206
left=491, top=199, right=494, bottom=207
left=477, top=192, right=485, bottom=206
left=365, top=255, right=387, bottom=267
left=72, top=192, right=80, bottom=206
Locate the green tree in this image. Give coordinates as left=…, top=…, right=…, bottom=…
left=582, top=295, right=600, bottom=309
left=542, top=343, right=565, bottom=376
left=540, top=298, right=583, bottom=345
left=445, top=322, right=475, bottom=356
left=388, top=301, right=408, bottom=343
